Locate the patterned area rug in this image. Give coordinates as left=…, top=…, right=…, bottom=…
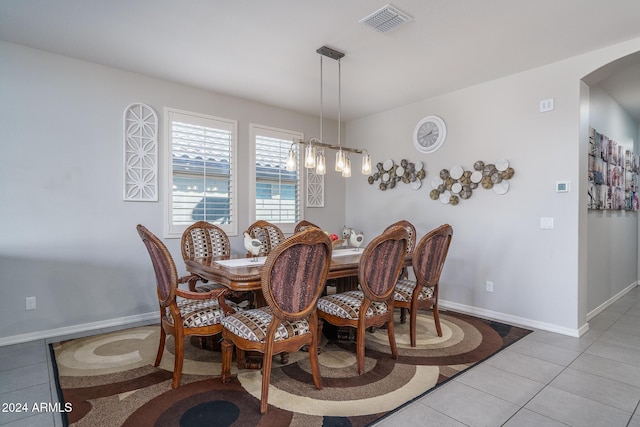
left=51, top=311, right=531, bottom=426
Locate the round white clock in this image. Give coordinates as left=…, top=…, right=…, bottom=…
left=413, top=115, right=447, bottom=153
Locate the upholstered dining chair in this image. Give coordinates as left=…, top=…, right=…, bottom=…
left=137, top=224, right=235, bottom=388
left=385, top=220, right=417, bottom=278
left=220, top=228, right=332, bottom=414
left=181, top=221, right=231, bottom=292
left=317, top=225, right=409, bottom=375
left=245, top=220, right=286, bottom=257
left=294, top=219, right=320, bottom=233
left=394, top=224, right=453, bottom=347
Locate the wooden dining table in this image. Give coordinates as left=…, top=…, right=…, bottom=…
left=185, top=247, right=370, bottom=294
left=185, top=245, right=411, bottom=365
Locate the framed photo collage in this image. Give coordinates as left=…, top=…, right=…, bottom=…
left=588, top=127, right=639, bottom=211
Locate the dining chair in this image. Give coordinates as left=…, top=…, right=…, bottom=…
left=385, top=220, right=417, bottom=278
left=294, top=219, right=320, bottom=233
left=317, top=225, right=409, bottom=375
left=181, top=221, right=231, bottom=292
left=394, top=224, right=453, bottom=347
left=245, top=220, right=286, bottom=257
left=137, top=224, right=235, bottom=388
left=220, top=228, right=332, bottom=414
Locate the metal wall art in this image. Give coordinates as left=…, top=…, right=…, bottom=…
left=429, top=160, right=514, bottom=205
left=123, top=103, right=158, bottom=201
left=367, top=159, right=426, bottom=190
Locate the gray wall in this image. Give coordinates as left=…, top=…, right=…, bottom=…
left=0, top=41, right=346, bottom=343
left=586, top=85, right=639, bottom=315
left=3, top=35, right=640, bottom=344
left=344, top=37, right=640, bottom=335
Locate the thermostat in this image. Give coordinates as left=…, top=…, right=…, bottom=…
left=556, top=181, right=570, bottom=193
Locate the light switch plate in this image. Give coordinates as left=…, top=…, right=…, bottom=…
left=540, top=217, right=554, bottom=229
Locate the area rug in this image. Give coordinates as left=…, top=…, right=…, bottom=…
left=51, top=310, right=531, bottom=427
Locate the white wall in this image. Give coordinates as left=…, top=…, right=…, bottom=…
left=345, top=37, right=640, bottom=336
left=0, top=41, right=346, bottom=343
left=586, top=85, right=639, bottom=315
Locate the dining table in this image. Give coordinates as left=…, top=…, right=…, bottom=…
left=185, top=245, right=411, bottom=365
left=185, top=247, right=373, bottom=294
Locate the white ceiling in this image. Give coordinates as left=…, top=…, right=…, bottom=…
left=2, top=0, right=640, bottom=121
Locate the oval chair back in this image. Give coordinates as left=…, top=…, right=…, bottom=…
left=245, top=220, right=286, bottom=256
left=181, top=221, right=231, bottom=292
left=358, top=225, right=409, bottom=303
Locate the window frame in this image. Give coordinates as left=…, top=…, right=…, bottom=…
left=249, top=123, right=304, bottom=235
left=165, top=107, right=238, bottom=238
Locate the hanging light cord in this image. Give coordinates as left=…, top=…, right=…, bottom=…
left=338, top=58, right=341, bottom=149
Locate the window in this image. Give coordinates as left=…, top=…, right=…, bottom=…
left=251, top=124, right=303, bottom=233
left=166, top=108, right=237, bottom=237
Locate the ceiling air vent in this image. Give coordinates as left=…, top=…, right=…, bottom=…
left=359, top=4, right=412, bottom=33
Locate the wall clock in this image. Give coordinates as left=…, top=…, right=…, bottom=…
left=413, top=115, right=447, bottom=153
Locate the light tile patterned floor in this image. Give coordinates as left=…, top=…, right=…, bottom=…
left=1, top=289, right=640, bottom=427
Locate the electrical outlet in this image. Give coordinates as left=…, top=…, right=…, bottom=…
left=26, top=296, right=36, bottom=310
left=485, top=281, right=494, bottom=292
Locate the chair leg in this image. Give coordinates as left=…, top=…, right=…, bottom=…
left=409, top=306, right=418, bottom=347
left=154, top=327, right=166, bottom=367
left=235, top=347, right=246, bottom=369
left=172, top=332, right=185, bottom=388
left=356, top=325, right=366, bottom=375
left=400, top=307, right=407, bottom=324
left=433, top=303, right=442, bottom=337
left=309, top=317, right=323, bottom=390
left=221, top=338, right=233, bottom=384
left=387, top=314, right=398, bottom=359
left=260, top=345, right=274, bottom=414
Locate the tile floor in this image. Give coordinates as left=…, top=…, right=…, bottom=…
left=1, top=288, right=640, bottom=426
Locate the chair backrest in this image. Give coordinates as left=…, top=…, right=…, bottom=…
left=358, top=225, right=409, bottom=302
left=294, top=220, right=320, bottom=234
left=385, top=220, right=416, bottom=257
left=413, top=224, right=453, bottom=289
left=181, top=221, right=230, bottom=261
left=246, top=220, right=286, bottom=256
left=137, top=224, right=177, bottom=305
left=261, top=228, right=332, bottom=322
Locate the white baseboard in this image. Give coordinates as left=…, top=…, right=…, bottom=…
left=0, top=311, right=158, bottom=347
left=4, top=284, right=637, bottom=348
left=587, top=281, right=639, bottom=321
left=439, top=300, right=583, bottom=337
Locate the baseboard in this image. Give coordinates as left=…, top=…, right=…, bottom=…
left=587, top=281, right=639, bottom=321
left=439, top=300, right=583, bottom=337
left=6, top=285, right=636, bottom=348
left=0, top=311, right=158, bottom=347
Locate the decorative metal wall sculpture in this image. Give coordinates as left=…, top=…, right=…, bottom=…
left=429, top=160, right=514, bottom=205
left=123, top=103, right=158, bottom=201
left=367, top=159, right=426, bottom=190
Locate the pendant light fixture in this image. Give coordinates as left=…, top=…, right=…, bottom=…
left=287, top=46, right=371, bottom=177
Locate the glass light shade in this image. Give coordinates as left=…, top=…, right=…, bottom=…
left=304, top=144, right=316, bottom=168
left=315, top=151, right=326, bottom=175
left=285, top=146, right=297, bottom=171
left=361, top=153, right=371, bottom=175
left=335, top=149, right=345, bottom=172
left=342, top=157, right=351, bottom=177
